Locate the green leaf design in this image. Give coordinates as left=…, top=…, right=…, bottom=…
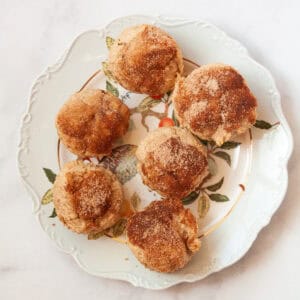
left=102, top=61, right=114, bottom=80
left=49, top=208, right=57, bottom=218
left=209, top=193, right=230, bottom=202
left=219, top=141, right=241, bottom=149
left=106, top=36, right=115, bottom=50
left=130, top=192, right=141, bottom=211
left=43, top=168, right=56, bottom=183
left=106, top=81, right=119, bottom=97
left=41, top=189, right=53, bottom=205
left=100, top=144, right=138, bottom=184
left=88, top=231, right=104, bottom=240
left=208, top=157, right=218, bottom=176
left=205, top=177, right=224, bottom=192
left=112, top=218, right=127, bottom=237
left=172, top=110, right=180, bottom=126
left=182, top=191, right=199, bottom=205
left=197, top=193, right=210, bottom=218
left=254, top=120, right=272, bottom=129
left=213, top=151, right=231, bottom=166
left=137, top=96, right=160, bottom=112
left=128, top=119, right=136, bottom=131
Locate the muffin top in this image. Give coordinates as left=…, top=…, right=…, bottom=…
left=127, top=198, right=200, bottom=273
left=52, top=160, right=123, bottom=234
left=108, top=24, right=183, bottom=95
left=171, top=64, right=257, bottom=145
left=136, top=127, right=209, bottom=198
left=56, top=89, right=130, bottom=158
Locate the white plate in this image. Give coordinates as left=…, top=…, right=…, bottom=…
left=18, top=15, right=293, bottom=289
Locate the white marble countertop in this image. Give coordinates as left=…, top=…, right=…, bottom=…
left=1, top=0, right=299, bottom=299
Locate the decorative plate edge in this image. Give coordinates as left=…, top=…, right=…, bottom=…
left=17, top=14, right=294, bottom=290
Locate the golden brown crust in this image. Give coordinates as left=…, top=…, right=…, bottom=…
left=56, top=89, right=130, bottom=158
left=127, top=199, right=200, bottom=273
left=108, top=24, right=183, bottom=95
left=52, top=160, right=123, bottom=234
left=136, top=127, right=209, bottom=198
left=171, top=64, right=257, bottom=145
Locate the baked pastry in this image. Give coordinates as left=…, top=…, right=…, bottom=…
left=52, top=160, right=123, bottom=234
left=136, top=127, right=209, bottom=198
left=56, top=89, right=130, bottom=158
left=171, top=64, right=257, bottom=145
left=127, top=199, right=200, bottom=273
left=108, top=24, right=183, bottom=95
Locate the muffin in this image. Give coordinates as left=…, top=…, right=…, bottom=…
left=56, top=89, right=130, bottom=158
left=108, top=24, right=183, bottom=95
left=136, top=127, right=209, bottom=198
left=171, top=64, right=258, bottom=145
left=127, top=199, right=200, bottom=273
left=52, top=160, right=123, bottom=234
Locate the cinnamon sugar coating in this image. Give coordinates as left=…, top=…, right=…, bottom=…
left=108, top=24, right=183, bottom=95
left=127, top=199, right=200, bottom=272
left=136, top=127, right=209, bottom=198
left=52, top=160, right=123, bottom=234
left=56, top=89, right=130, bottom=158
left=171, top=64, right=257, bottom=145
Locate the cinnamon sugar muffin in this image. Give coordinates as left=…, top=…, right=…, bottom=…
left=136, top=127, right=209, bottom=198
left=56, top=89, right=130, bottom=158
left=127, top=199, right=200, bottom=273
left=52, top=160, right=123, bottom=234
left=171, top=64, right=257, bottom=145
left=108, top=24, right=183, bottom=95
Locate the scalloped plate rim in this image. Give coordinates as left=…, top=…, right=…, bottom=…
left=17, top=14, right=293, bottom=290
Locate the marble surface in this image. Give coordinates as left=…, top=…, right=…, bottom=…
left=0, top=0, right=299, bottom=299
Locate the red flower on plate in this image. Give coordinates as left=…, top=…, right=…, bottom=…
left=150, top=94, right=163, bottom=100
left=159, top=117, right=175, bottom=127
